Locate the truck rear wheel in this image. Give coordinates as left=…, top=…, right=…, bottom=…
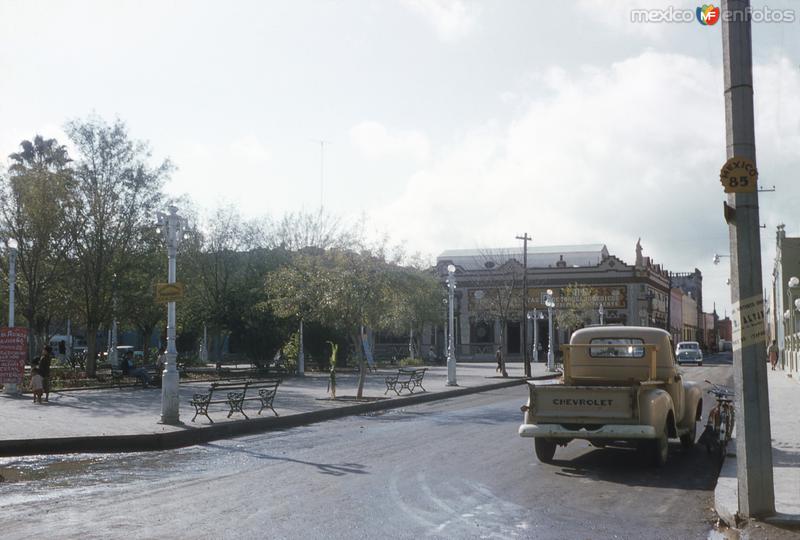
left=680, top=405, right=700, bottom=450
left=534, top=438, right=557, bottom=463
left=649, top=422, right=669, bottom=467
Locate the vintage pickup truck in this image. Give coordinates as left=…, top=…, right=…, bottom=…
left=518, top=326, right=703, bottom=466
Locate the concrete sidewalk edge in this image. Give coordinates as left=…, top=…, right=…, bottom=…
left=0, top=378, right=528, bottom=457
left=714, top=447, right=739, bottom=528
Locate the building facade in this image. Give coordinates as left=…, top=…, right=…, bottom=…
left=426, top=243, right=682, bottom=362
left=770, top=225, right=800, bottom=373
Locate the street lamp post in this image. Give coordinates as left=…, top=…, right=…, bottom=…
left=788, top=277, right=799, bottom=374
left=545, top=289, right=556, bottom=372
left=109, top=273, right=118, bottom=368
left=598, top=303, right=604, bottom=326
left=156, top=205, right=186, bottom=424
left=528, top=309, right=545, bottom=367
left=446, top=264, right=457, bottom=386
left=784, top=310, right=791, bottom=371
left=3, top=238, right=18, bottom=394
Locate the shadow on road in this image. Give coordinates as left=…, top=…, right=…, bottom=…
left=202, top=442, right=369, bottom=477
left=551, top=443, right=719, bottom=491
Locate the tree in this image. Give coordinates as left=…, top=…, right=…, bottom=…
left=182, top=205, right=273, bottom=362
left=555, top=283, right=600, bottom=333
left=380, top=266, right=444, bottom=359
left=65, top=117, right=169, bottom=376
left=1, top=135, right=75, bottom=358
left=117, top=226, right=165, bottom=359
left=472, top=249, right=525, bottom=353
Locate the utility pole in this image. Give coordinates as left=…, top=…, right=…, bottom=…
left=516, top=233, right=532, bottom=377
left=721, top=0, right=774, bottom=517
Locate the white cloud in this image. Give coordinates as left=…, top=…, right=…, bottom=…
left=167, top=136, right=286, bottom=218
left=399, top=0, right=479, bottom=42
left=350, top=121, right=431, bottom=162
left=370, top=51, right=800, bottom=314
left=228, top=135, right=271, bottom=162
left=578, top=0, right=698, bottom=39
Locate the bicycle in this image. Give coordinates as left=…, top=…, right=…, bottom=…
left=700, top=380, right=735, bottom=460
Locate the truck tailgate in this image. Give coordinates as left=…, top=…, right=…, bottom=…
left=530, top=384, right=635, bottom=420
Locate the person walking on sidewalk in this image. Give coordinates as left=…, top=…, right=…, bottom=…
left=38, top=345, right=53, bottom=402
left=768, top=339, right=779, bottom=370
left=30, top=367, right=44, bottom=404
left=496, top=347, right=508, bottom=377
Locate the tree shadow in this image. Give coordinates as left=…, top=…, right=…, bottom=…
left=202, top=442, right=369, bottom=477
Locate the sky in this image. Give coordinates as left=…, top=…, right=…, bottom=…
left=2, top=0, right=800, bottom=316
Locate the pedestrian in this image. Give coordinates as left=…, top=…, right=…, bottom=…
left=30, top=367, right=44, bottom=404
left=122, top=351, right=153, bottom=387
left=768, top=339, right=779, bottom=371
left=428, top=346, right=436, bottom=365
left=495, top=347, right=507, bottom=377
left=38, top=345, right=53, bottom=402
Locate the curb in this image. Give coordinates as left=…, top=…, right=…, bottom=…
left=0, top=378, right=528, bottom=457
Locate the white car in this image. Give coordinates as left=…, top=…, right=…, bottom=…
left=675, top=341, right=703, bottom=366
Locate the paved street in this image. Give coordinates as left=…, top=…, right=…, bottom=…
left=0, top=362, right=732, bottom=540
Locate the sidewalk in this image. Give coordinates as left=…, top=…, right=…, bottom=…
left=715, top=367, right=800, bottom=528
left=0, top=362, right=548, bottom=456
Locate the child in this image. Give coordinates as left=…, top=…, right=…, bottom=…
left=30, top=367, right=44, bottom=404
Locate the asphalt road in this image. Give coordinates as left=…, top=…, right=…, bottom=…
left=0, top=358, right=733, bottom=540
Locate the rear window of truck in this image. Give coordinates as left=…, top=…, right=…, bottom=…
left=589, top=338, right=645, bottom=358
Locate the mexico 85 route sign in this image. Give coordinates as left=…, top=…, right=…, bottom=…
left=720, top=156, right=758, bottom=193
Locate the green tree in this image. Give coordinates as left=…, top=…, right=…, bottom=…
left=1, top=135, right=75, bottom=358
left=380, top=266, right=444, bottom=359
left=268, top=248, right=440, bottom=398
left=66, top=117, right=170, bottom=376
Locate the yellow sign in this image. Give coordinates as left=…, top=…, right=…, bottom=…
left=720, top=156, right=758, bottom=193
left=155, top=282, right=185, bottom=303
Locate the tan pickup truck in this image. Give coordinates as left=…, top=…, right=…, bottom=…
left=518, top=326, right=703, bottom=466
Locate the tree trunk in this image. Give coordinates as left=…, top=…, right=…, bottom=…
left=86, top=327, right=98, bottom=377
left=353, top=333, right=366, bottom=399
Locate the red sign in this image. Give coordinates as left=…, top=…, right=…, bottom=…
left=0, top=327, right=28, bottom=384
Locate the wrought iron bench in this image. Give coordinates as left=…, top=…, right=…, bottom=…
left=189, top=378, right=281, bottom=423
left=384, top=368, right=427, bottom=395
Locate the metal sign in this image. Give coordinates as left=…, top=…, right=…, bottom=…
left=730, top=294, right=766, bottom=352
left=720, top=156, right=758, bottom=193
left=155, top=282, right=185, bottom=303
left=0, top=327, right=28, bottom=384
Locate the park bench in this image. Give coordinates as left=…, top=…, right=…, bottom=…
left=110, top=367, right=152, bottom=389
left=110, top=364, right=169, bottom=389
left=384, top=367, right=427, bottom=396
left=189, top=378, right=281, bottom=423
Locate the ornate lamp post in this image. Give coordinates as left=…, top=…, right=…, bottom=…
left=446, top=264, right=457, bottom=386
left=545, top=289, right=556, bottom=372
left=3, top=238, right=18, bottom=394
left=156, top=205, right=187, bottom=424
left=527, top=309, right=545, bottom=366
left=109, top=273, right=118, bottom=368
left=787, top=277, right=800, bottom=373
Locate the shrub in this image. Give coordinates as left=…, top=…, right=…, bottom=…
left=398, top=357, right=423, bottom=367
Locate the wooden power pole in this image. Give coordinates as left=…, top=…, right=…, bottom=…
left=721, top=0, right=774, bottom=517
left=516, top=233, right=532, bottom=378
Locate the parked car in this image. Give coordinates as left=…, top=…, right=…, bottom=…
left=676, top=349, right=703, bottom=366
left=675, top=341, right=703, bottom=365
